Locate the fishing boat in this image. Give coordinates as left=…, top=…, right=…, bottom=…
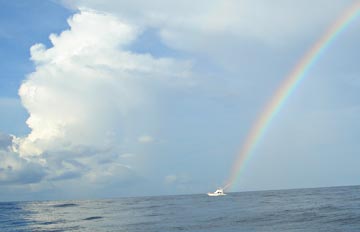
left=207, top=188, right=226, bottom=196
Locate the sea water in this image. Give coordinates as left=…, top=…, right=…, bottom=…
left=1, top=185, right=360, bottom=231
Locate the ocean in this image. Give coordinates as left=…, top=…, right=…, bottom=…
left=1, top=185, right=360, bottom=232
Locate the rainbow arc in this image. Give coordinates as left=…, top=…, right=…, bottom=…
left=226, top=2, right=360, bottom=190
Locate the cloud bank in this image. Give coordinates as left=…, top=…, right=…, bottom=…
left=62, top=0, right=352, bottom=48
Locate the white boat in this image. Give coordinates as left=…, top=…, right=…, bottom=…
left=207, top=188, right=226, bottom=196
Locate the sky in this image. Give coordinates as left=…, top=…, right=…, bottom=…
left=0, top=0, right=359, bottom=201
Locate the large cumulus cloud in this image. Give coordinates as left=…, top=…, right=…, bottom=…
left=17, top=10, right=190, bottom=158
left=2, top=10, right=192, bottom=189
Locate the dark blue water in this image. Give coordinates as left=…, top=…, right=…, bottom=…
left=1, top=185, right=360, bottom=231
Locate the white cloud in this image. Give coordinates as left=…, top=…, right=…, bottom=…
left=59, top=0, right=355, bottom=77
left=61, top=0, right=352, bottom=49
left=16, top=10, right=190, bottom=157
left=1, top=9, right=192, bottom=189
left=138, top=135, right=154, bottom=144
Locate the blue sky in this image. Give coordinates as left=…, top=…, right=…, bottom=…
left=0, top=0, right=359, bottom=201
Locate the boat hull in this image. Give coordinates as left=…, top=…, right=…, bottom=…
left=207, top=193, right=226, bottom=196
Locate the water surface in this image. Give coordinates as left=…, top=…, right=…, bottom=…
left=1, top=185, right=360, bottom=231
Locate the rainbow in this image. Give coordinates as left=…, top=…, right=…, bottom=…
left=225, top=2, right=360, bottom=190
